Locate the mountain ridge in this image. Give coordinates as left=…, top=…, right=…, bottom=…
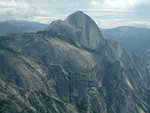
left=0, top=20, right=48, bottom=34
left=101, top=26, right=150, bottom=70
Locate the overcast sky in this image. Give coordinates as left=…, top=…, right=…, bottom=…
left=0, top=0, right=150, bottom=28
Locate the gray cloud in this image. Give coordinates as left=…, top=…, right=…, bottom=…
left=0, top=0, right=150, bottom=28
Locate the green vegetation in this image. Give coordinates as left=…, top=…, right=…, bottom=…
left=0, top=99, right=11, bottom=113
left=76, top=99, right=87, bottom=113
left=68, top=71, right=87, bottom=77
left=39, top=91, right=49, bottom=99
left=0, top=45, right=20, bottom=54
left=37, top=91, right=51, bottom=101
left=20, top=106, right=34, bottom=113
left=0, top=35, right=20, bottom=54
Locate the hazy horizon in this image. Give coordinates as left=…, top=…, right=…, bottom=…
left=0, top=0, right=150, bottom=28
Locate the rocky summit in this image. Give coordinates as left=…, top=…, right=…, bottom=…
left=0, top=11, right=150, bottom=113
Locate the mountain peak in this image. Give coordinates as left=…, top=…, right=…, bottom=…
left=65, top=11, right=96, bottom=28
left=46, top=11, right=104, bottom=49
left=66, top=11, right=85, bottom=18
left=71, top=11, right=84, bottom=14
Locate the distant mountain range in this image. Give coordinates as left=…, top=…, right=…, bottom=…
left=0, top=20, right=48, bottom=34
left=102, top=26, right=150, bottom=69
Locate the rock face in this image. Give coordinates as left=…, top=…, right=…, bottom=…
left=45, top=11, right=104, bottom=50
left=0, top=11, right=150, bottom=113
